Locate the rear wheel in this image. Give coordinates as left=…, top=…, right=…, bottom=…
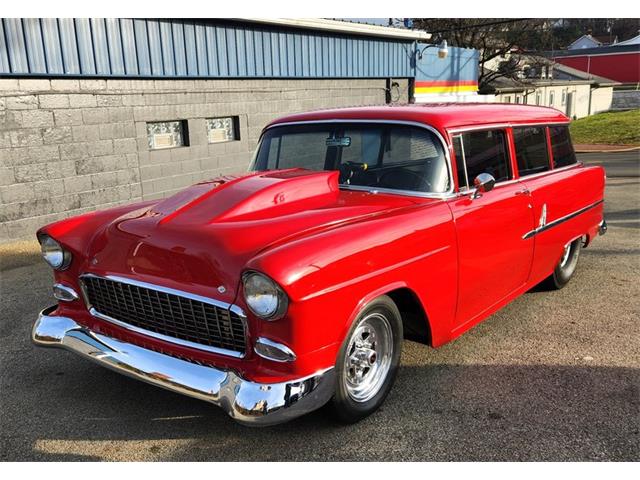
left=542, top=237, right=583, bottom=290
left=331, top=295, right=402, bottom=423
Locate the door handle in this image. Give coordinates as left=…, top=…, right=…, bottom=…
left=515, top=188, right=530, bottom=196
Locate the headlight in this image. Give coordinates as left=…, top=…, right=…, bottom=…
left=39, top=235, right=72, bottom=270
left=242, top=272, right=288, bottom=320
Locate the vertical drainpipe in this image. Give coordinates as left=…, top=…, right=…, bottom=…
left=408, top=40, right=417, bottom=104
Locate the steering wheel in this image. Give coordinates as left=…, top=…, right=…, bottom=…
left=339, top=161, right=369, bottom=184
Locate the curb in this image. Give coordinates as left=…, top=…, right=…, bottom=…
left=575, top=145, right=640, bottom=153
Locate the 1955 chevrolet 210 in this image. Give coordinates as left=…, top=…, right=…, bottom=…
left=33, top=104, right=607, bottom=426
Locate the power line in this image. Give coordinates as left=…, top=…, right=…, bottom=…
left=425, top=18, right=534, bottom=34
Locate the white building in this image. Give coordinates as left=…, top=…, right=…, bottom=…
left=486, top=57, right=619, bottom=119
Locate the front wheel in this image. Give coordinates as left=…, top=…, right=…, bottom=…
left=331, top=295, right=403, bottom=423
left=542, top=237, right=583, bottom=290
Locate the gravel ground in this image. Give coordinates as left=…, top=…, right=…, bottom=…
left=0, top=152, right=638, bottom=461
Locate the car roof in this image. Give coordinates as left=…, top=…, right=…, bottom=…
left=267, top=103, right=570, bottom=134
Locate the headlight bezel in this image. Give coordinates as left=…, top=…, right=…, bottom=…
left=38, top=234, right=72, bottom=270
left=242, top=271, right=288, bottom=321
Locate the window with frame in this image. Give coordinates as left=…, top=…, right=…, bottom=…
left=253, top=123, right=450, bottom=193
left=513, top=127, right=551, bottom=176
left=535, top=92, right=542, bottom=105
left=549, top=91, right=555, bottom=106
left=454, top=129, right=511, bottom=190
left=206, top=116, right=239, bottom=143
left=147, top=120, right=188, bottom=150
left=549, top=125, right=578, bottom=168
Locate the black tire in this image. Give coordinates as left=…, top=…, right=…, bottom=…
left=541, top=237, right=582, bottom=290
left=330, top=295, right=403, bottom=424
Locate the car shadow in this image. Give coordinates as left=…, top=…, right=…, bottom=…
left=6, top=358, right=638, bottom=461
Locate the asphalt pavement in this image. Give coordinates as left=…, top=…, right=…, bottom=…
left=0, top=151, right=638, bottom=461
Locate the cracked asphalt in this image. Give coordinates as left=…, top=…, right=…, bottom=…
left=1, top=152, right=638, bottom=461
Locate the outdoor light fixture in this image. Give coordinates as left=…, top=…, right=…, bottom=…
left=417, top=39, right=449, bottom=60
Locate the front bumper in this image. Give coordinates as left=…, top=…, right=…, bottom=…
left=32, top=306, right=335, bottom=426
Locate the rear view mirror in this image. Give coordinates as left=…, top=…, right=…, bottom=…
left=471, top=173, right=496, bottom=199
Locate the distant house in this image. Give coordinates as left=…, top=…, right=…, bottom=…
left=568, top=34, right=618, bottom=50
left=614, top=33, right=640, bottom=46
left=484, top=56, right=618, bottom=119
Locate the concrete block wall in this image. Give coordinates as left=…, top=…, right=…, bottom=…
left=0, top=78, right=407, bottom=242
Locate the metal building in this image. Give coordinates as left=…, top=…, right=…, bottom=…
left=0, top=18, right=479, bottom=242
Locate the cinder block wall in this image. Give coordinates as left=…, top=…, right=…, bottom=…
left=0, top=78, right=407, bottom=242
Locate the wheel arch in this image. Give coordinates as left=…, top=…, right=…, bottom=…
left=342, top=282, right=433, bottom=348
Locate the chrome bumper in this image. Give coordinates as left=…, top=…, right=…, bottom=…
left=598, top=219, right=607, bottom=235
left=32, top=306, right=335, bottom=426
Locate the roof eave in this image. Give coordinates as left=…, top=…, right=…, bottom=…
left=240, top=18, right=431, bottom=41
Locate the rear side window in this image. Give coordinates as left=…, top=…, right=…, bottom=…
left=549, top=126, right=577, bottom=168
left=454, top=130, right=511, bottom=189
left=513, top=127, right=550, bottom=176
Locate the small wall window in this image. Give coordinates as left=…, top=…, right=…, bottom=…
left=561, top=90, right=567, bottom=105
left=207, top=116, right=239, bottom=143
left=549, top=91, right=555, bottom=106
left=513, top=127, right=550, bottom=176
left=515, top=95, right=522, bottom=104
left=535, top=92, right=542, bottom=105
left=147, top=120, right=188, bottom=150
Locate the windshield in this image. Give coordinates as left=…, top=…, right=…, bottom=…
left=250, top=123, right=450, bottom=194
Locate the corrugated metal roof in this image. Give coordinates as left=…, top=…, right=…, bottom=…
left=0, top=18, right=416, bottom=78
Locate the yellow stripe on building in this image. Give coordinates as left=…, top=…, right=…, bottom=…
left=415, top=85, right=478, bottom=94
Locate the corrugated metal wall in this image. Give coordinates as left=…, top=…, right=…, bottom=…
left=0, top=18, right=415, bottom=78
left=415, top=45, right=478, bottom=83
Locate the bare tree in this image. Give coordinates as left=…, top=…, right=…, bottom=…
left=413, top=19, right=551, bottom=92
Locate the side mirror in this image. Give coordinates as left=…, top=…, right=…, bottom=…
left=471, top=173, right=496, bottom=199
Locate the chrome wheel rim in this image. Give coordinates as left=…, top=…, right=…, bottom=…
left=560, top=243, right=572, bottom=268
left=343, top=312, right=393, bottom=403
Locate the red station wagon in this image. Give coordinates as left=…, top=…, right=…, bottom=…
left=33, top=104, right=607, bottom=425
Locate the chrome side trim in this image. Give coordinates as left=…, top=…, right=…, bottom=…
left=79, top=273, right=248, bottom=359
left=522, top=200, right=604, bottom=239
left=516, top=162, right=583, bottom=182
left=53, top=284, right=79, bottom=302
left=258, top=119, right=455, bottom=199
left=32, top=306, right=336, bottom=426
left=254, top=337, right=297, bottom=363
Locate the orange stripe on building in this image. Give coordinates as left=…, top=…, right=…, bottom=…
left=414, top=79, right=478, bottom=94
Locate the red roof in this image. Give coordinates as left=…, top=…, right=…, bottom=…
left=268, top=103, right=570, bottom=133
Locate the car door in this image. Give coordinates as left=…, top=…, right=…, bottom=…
left=448, top=128, right=535, bottom=332
left=513, top=124, right=603, bottom=284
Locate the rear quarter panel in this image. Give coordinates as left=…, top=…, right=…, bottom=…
left=521, top=164, right=606, bottom=284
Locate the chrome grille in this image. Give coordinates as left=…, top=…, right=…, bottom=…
left=81, top=275, right=246, bottom=356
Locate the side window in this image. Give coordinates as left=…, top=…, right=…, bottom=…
left=549, top=125, right=578, bottom=168
left=513, top=127, right=550, bottom=176
left=457, top=129, right=511, bottom=187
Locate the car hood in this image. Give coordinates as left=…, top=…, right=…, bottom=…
left=83, top=169, right=429, bottom=303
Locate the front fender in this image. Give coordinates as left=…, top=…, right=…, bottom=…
left=245, top=200, right=458, bottom=366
